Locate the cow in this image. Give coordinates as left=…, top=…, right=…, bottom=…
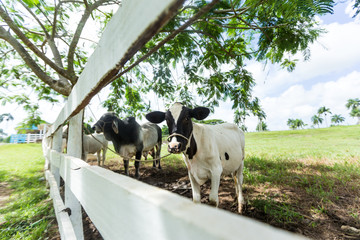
left=62, top=126, right=108, bottom=166
left=92, top=112, right=162, bottom=178
left=146, top=102, right=245, bottom=213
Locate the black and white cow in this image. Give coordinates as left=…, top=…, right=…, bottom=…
left=146, top=103, right=245, bottom=213
left=93, top=112, right=162, bottom=178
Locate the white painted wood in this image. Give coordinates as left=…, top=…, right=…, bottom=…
left=50, top=0, right=183, bottom=135
left=65, top=111, right=84, bottom=240
left=56, top=159, right=307, bottom=240
left=50, top=150, right=62, bottom=168
left=51, top=129, right=62, bottom=187
left=43, top=1, right=309, bottom=239
left=45, top=170, right=77, bottom=240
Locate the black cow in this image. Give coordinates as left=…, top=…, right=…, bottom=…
left=93, top=112, right=162, bottom=178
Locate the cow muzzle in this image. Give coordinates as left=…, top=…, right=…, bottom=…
left=167, top=133, right=190, bottom=154
left=168, top=141, right=182, bottom=153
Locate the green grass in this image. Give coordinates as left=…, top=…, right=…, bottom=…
left=1, top=125, right=359, bottom=238
left=243, top=125, right=360, bottom=225
left=156, top=125, right=360, bottom=226
left=0, top=144, right=56, bottom=240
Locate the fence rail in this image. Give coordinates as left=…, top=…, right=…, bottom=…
left=10, top=133, right=44, bottom=143
left=43, top=0, right=307, bottom=239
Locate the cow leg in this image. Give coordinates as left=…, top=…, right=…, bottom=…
left=123, top=159, right=129, bottom=176
left=102, top=148, right=107, bottom=166
left=233, top=163, right=244, bottom=213
left=209, top=169, right=221, bottom=207
left=156, top=144, right=161, bottom=170
left=96, top=151, right=100, bottom=166
left=134, top=151, right=141, bottom=178
left=233, top=164, right=244, bottom=213
left=188, top=173, right=201, bottom=204
left=151, top=150, right=156, bottom=168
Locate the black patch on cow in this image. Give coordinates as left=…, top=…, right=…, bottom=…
left=185, top=135, right=197, bottom=159
left=225, top=152, right=230, bottom=160
left=166, top=105, right=194, bottom=153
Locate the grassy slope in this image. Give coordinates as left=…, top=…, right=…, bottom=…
left=0, top=144, right=56, bottom=240
left=243, top=125, right=360, bottom=231
left=246, top=125, right=360, bottom=160
left=0, top=125, right=359, bottom=238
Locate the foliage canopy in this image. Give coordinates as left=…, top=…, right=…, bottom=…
left=0, top=0, right=338, bottom=127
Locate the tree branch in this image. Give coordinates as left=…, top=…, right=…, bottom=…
left=0, top=26, right=72, bottom=96
left=66, top=0, right=116, bottom=80
left=20, top=1, right=66, bottom=72
left=0, top=5, right=75, bottom=82
left=112, top=0, right=221, bottom=81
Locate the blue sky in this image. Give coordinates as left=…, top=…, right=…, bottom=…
left=211, top=1, right=360, bottom=131
left=1, top=1, right=360, bottom=135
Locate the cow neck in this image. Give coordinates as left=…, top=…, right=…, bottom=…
left=184, top=123, right=197, bottom=160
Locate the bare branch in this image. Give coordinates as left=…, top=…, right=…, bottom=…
left=112, top=0, right=221, bottom=81
left=0, top=5, right=75, bottom=82
left=0, top=26, right=72, bottom=96
left=19, top=1, right=66, bottom=74
left=66, top=0, right=116, bottom=80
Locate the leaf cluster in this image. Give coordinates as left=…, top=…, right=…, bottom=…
left=1, top=0, right=336, bottom=128
left=104, top=0, right=334, bottom=123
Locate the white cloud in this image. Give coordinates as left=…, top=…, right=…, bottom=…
left=261, top=71, right=360, bottom=130
left=345, top=1, right=360, bottom=22
left=251, top=20, right=360, bottom=99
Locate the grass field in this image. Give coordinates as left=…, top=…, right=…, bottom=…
left=0, top=125, right=359, bottom=239
left=243, top=125, right=360, bottom=238
left=0, top=144, right=56, bottom=239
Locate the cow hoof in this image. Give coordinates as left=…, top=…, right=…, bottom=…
left=209, top=200, right=217, bottom=207
left=238, top=204, right=243, bottom=214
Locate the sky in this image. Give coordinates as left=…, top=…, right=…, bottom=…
left=1, top=1, right=360, bottom=135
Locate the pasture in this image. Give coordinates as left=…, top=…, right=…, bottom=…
left=0, top=125, right=359, bottom=239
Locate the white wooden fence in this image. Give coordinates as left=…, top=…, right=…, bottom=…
left=43, top=0, right=307, bottom=239
left=11, top=133, right=44, bottom=143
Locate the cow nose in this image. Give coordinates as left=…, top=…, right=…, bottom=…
left=168, top=142, right=182, bottom=153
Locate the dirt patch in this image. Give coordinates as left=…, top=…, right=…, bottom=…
left=0, top=182, right=13, bottom=225
left=56, top=159, right=360, bottom=240
left=0, top=182, right=12, bottom=208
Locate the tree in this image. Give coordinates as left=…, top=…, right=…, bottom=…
left=0, top=113, right=14, bottom=122
left=0, top=113, right=14, bottom=137
left=0, top=0, right=335, bottom=123
left=317, top=106, right=331, bottom=127
left=346, top=98, right=360, bottom=124
left=287, top=118, right=306, bottom=130
left=311, top=114, right=323, bottom=128
left=331, top=114, right=345, bottom=126
left=256, top=121, right=268, bottom=132
left=195, top=119, right=225, bottom=125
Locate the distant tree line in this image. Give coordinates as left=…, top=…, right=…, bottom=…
left=287, top=98, right=360, bottom=130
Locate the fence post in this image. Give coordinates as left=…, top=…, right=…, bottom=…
left=51, top=128, right=62, bottom=188
left=66, top=110, right=84, bottom=240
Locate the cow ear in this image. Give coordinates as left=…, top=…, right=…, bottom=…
left=190, top=107, right=210, bottom=120
left=146, top=111, right=165, bottom=124
left=112, top=120, right=119, bottom=134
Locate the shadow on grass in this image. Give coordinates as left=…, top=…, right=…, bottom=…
left=242, top=155, right=360, bottom=238
left=0, top=170, right=54, bottom=240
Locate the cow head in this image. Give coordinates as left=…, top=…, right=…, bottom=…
left=92, top=112, right=119, bottom=134
left=146, top=103, right=209, bottom=153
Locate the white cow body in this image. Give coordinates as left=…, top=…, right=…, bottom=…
left=83, top=133, right=108, bottom=166
left=146, top=102, right=245, bottom=213
left=183, top=123, right=245, bottom=210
